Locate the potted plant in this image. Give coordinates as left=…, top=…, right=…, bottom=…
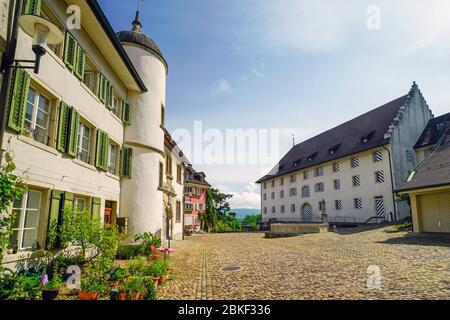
left=150, top=259, right=169, bottom=285
left=118, top=276, right=146, bottom=300
left=108, top=267, right=127, bottom=288
left=79, top=278, right=106, bottom=300
left=41, top=274, right=62, bottom=300
left=142, top=277, right=157, bottom=300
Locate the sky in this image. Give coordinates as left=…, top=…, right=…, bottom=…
left=98, top=0, right=450, bottom=209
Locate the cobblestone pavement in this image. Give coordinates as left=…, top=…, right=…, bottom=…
left=158, top=227, right=450, bottom=300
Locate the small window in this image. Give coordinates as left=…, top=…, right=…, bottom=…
left=351, top=156, right=359, bottom=168
left=25, top=87, right=52, bottom=145
left=77, top=121, right=92, bottom=164
left=83, top=56, right=98, bottom=94
left=271, top=180, right=275, bottom=187
left=335, top=200, right=342, bottom=211
left=176, top=201, right=181, bottom=222
left=159, top=162, right=164, bottom=187
left=373, top=150, right=383, bottom=162
left=271, top=206, right=276, bottom=214
left=271, top=192, right=275, bottom=199
left=354, top=197, right=362, bottom=209
left=108, top=143, right=119, bottom=175
left=280, top=178, right=284, bottom=186
left=74, top=197, right=88, bottom=213
left=185, top=203, right=194, bottom=211
left=280, top=205, right=285, bottom=213
left=314, top=167, right=324, bottom=177
left=375, top=171, right=385, bottom=183
left=302, top=186, right=310, bottom=198
left=196, top=188, right=202, bottom=196
left=263, top=193, right=267, bottom=201
left=352, top=175, right=361, bottom=187
left=264, top=207, right=267, bottom=214
left=280, top=190, right=284, bottom=198
left=184, top=187, right=193, bottom=194
left=290, top=175, right=297, bottom=183
left=334, top=179, right=341, bottom=190
left=289, top=188, right=297, bottom=197
left=197, top=203, right=204, bottom=211
left=263, top=182, right=267, bottom=189
left=314, top=182, right=324, bottom=193
left=111, top=93, right=122, bottom=118
left=161, top=104, right=165, bottom=127
left=290, top=204, right=296, bottom=213
left=332, top=162, right=340, bottom=173
left=165, top=153, right=172, bottom=176
left=319, top=201, right=325, bottom=211
left=303, top=171, right=309, bottom=180
left=177, top=165, right=182, bottom=183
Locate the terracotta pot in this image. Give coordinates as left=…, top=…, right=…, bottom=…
left=152, top=276, right=160, bottom=288
left=129, top=292, right=141, bottom=300
left=158, top=273, right=168, bottom=285
left=42, top=289, right=59, bottom=300
left=79, top=291, right=100, bottom=300
left=119, top=292, right=127, bottom=301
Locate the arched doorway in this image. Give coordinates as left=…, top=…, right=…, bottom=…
left=302, top=203, right=313, bottom=222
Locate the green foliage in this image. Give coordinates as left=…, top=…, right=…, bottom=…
left=201, top=188, right=218, bottom=231
left=109, top=267, right=127, bottom=282
left=119, top=276, right=146, bottom=296
left=0, top=273, right=40, bottom=300
left=143, top=276, right=157, bottom=300
left=209, top=188, right=233, bottom=217
left=116, top=244, right=141, bottom=260
left=0, top=146, right=27, bottom=267
left=242, top=214, right=262, bottom=231
left=149, top=259, right=169, bottom=277
left=80, top=264, right=108, bottom=293
left=128, top=258, right=152, bottom=277
left=134, top=231, right=161, bottom=255
left=42, top=273, right=62, bottom=291
left=394, top=221, right=413, bottom=232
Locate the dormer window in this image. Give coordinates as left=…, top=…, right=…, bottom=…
left=307, top=152, right=318, bottom=162
left=361, top=131, right=375, bottom=144
left=293, top=158, right=302, bottom=167
left=328, top=144, right=341, bottom=155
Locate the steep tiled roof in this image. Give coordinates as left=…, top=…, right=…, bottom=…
left=414, top=112, right=450, bottom=149
left=397, top=131, right=450, bottom=192
left=256, top=93, right=412, bottom=183
left=185, top=167, right=211, bottom=187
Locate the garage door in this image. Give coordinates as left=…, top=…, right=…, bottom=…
left=419, top=191, right=450, bottom=233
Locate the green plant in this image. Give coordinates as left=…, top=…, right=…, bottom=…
left=128, top=258, right=152, bottom=277
left=80, top=264, right=108, bottom=293
left=3, top=274, right=41, bottom=300
left=134, top=232, right=161, bottom=255
left=109, top=267, right=127, bottom=282
left=42, top=274, right=62, bottom=291
left=143, top=276, right=157, bottom=300
left=119, top=276, right=145, bottom=297
left=0, top=144, right=27, bottom=268
left=116, top=244, right=141, bottom=260
left=149, top=259, right=169, bottom=277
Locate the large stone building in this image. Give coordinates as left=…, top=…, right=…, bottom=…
left=257, top=83, right=433, bottom=224
left=0, top=0, right=183, bottom=265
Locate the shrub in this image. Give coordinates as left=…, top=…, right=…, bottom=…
left=116, top=244, right=141, bottom=260
left=150, top=259, right=169, bottom=277
left=143, top=277, right=157, bottom=300
left=119, top=276, right=146, bottom=297
left=134, top=232, right=161, bottom=255
left=0, top=273, right=41, bottom=300
left=80, top=264, right=108, bottom=294
left=128, top=258, right=152, bottom=277
left=109, top=267, right=127, bottom=282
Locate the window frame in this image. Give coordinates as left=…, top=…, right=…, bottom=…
left=76, top=120, right=93, bottom=164
left=108, top=142, right=119, bottom=175
left=24, top=86, right=52, bottom=146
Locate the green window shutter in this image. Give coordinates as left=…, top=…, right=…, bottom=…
left=92, top=197, right=101, bottom=221
left=120, top=147, right=132, bottom=178
left=98, top=73, right=107, bottom=103
left=67, top=108, right=80, bottom=157
left=95, top=130, right=109, bottom=171
left=105, top=81, right=113, bottom=110
left=122, top=102, right=131, bottom=125
left=63, top=191, right=74, bottom=210
left=63, top=31, right=77, bottom=71
left=74, top=44, right=85, bottom=80
left=24, top=0, right=41, bottom=15
left=46, top=190, right=63, bottom=249
left=8, top=69, right=30, bottom=132
left=57, top=102, right=71, bottom=153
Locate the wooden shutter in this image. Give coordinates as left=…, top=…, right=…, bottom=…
left=8, top=69, right=30, bottom=132
left=63, top=191, right=74, bottom=210
left=98, top=73, right=108, bottom=103
left=105, top=81, right=113, bottom=110
left=46, top=190, right=63, bottom=249
left=74, top=44, right=85, bottom=80
left=120, top=147, right=132, bottom=178
left=67, top=108, right=80, bottom=157
left=63, top=31, right=77, bottom=71
left=122, top=102, right=131, bottom=125
left=24, top=0, right=41, bottom=15
left=95, top=130, right=109, bottom=171
left=57, top=102, right=71, bottom=153
left=92, top=197, right=101, bottom=221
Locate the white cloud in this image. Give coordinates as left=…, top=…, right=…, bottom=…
left=212, top=79, right=234, bottom=96
left=217, top=183, right=261, bottom=209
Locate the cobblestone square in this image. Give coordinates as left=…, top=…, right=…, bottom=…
left=158, top=227, right=450, bottom=300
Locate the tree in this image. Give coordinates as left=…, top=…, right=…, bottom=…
left=200, top=189, right=218, bottom=232
left=209, top=188, right=233, bottom=218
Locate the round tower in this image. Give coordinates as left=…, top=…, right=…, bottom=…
left=117, top=11, right=168, bottom=239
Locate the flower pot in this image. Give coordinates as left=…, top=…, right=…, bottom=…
left=119, top=292, right=127, bottom=300
left=152, top=276, right=160, bottom=289
left=42, top=289, right=59, bottom=300
left=158, top=273, right=168, bottom=285
left=79, top=291, right=100, bottom=300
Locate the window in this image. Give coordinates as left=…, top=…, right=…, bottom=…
left=352, top=175, right=360, bottom=187
left=280, top=178, right=284, bottom=186
left=332, top=162, right=340, bottom=173
left=83, top=56, right=98, bottom=93
left=74, top=197, right=88, bottom=213
left=271, top=192, right=275, bottom=200
left=290, top=175, right=297, bottom=183
left=335, top=200, right=342, bottom=211
left=303, top=171, right=309, bottom=180
left=9, top=190, right=42, bottom=251
left=334, top=179, right=341, bottom=190
left=165, top=153, right=173, bottom=176
left=185, top=187, right=193, bottom=194
left=373, top=150, right=383, bottom=162
left=159, top=162, right=164, bottom=187
left=271, top=180, right=275, bottom=187
left=354, top=197, right=362, bottom=209
left=25, top=87, right=51, bottom=145
left=264, top=207, right=267, bottom=214
left=263, top=182, right=267, bottom=189
left=112, top=93, right=122, bottom=118
left=290, top=204, right=296, bottom=213
left=315, top=182, right=324, bottom=193
left=108, top=143, right=118, bottom=175
left=161, top=105, right=165, bottom=127
left=289, top=188, right=297, bottom=197
left=263, top=193, right=267, bottom=201
left=177, top=165, right=182, bottom=183
left=314, top=167, right=324, bottom=177
left=406, top=149, right=415, bottom=162
left=351, top=156, right=359, bottom=168
left=197, top=203, right=205, bottom=211
left=280, top=205, right=285, bottom=213
left=375, top=171, right=385, bottom=183
left=280, top=190, right=284, bottom=198
left=319, top=201, right=325, bottom=211
left=77, top=121, right=91, bottom=163
left=185, top=203, right=194, bottom=211
left=196, top=188, right=202, bottom=196
left=302, top=186, right=310, bottom=198
left=271, top=206, right=276, bottom=214
left=375, top=197, right=385, bottom=217
left=176, top=201, right=181, bottom=222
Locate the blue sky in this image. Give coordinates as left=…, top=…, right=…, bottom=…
left=99, top=0, right=450, bottom=208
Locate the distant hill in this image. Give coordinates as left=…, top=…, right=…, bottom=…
left=232, top=208, right=261, bottom=219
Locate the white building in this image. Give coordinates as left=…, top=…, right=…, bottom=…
left=257, top=83, right=433, bottom=224
left=1, top=1, right=178, bottom=265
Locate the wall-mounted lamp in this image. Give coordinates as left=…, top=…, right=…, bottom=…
left=17, top=14, right=63, bottom=74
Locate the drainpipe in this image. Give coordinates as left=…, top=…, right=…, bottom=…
left=382, top=145, right=398, bottom=222
left=0, top=0, right=23, bottom=162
